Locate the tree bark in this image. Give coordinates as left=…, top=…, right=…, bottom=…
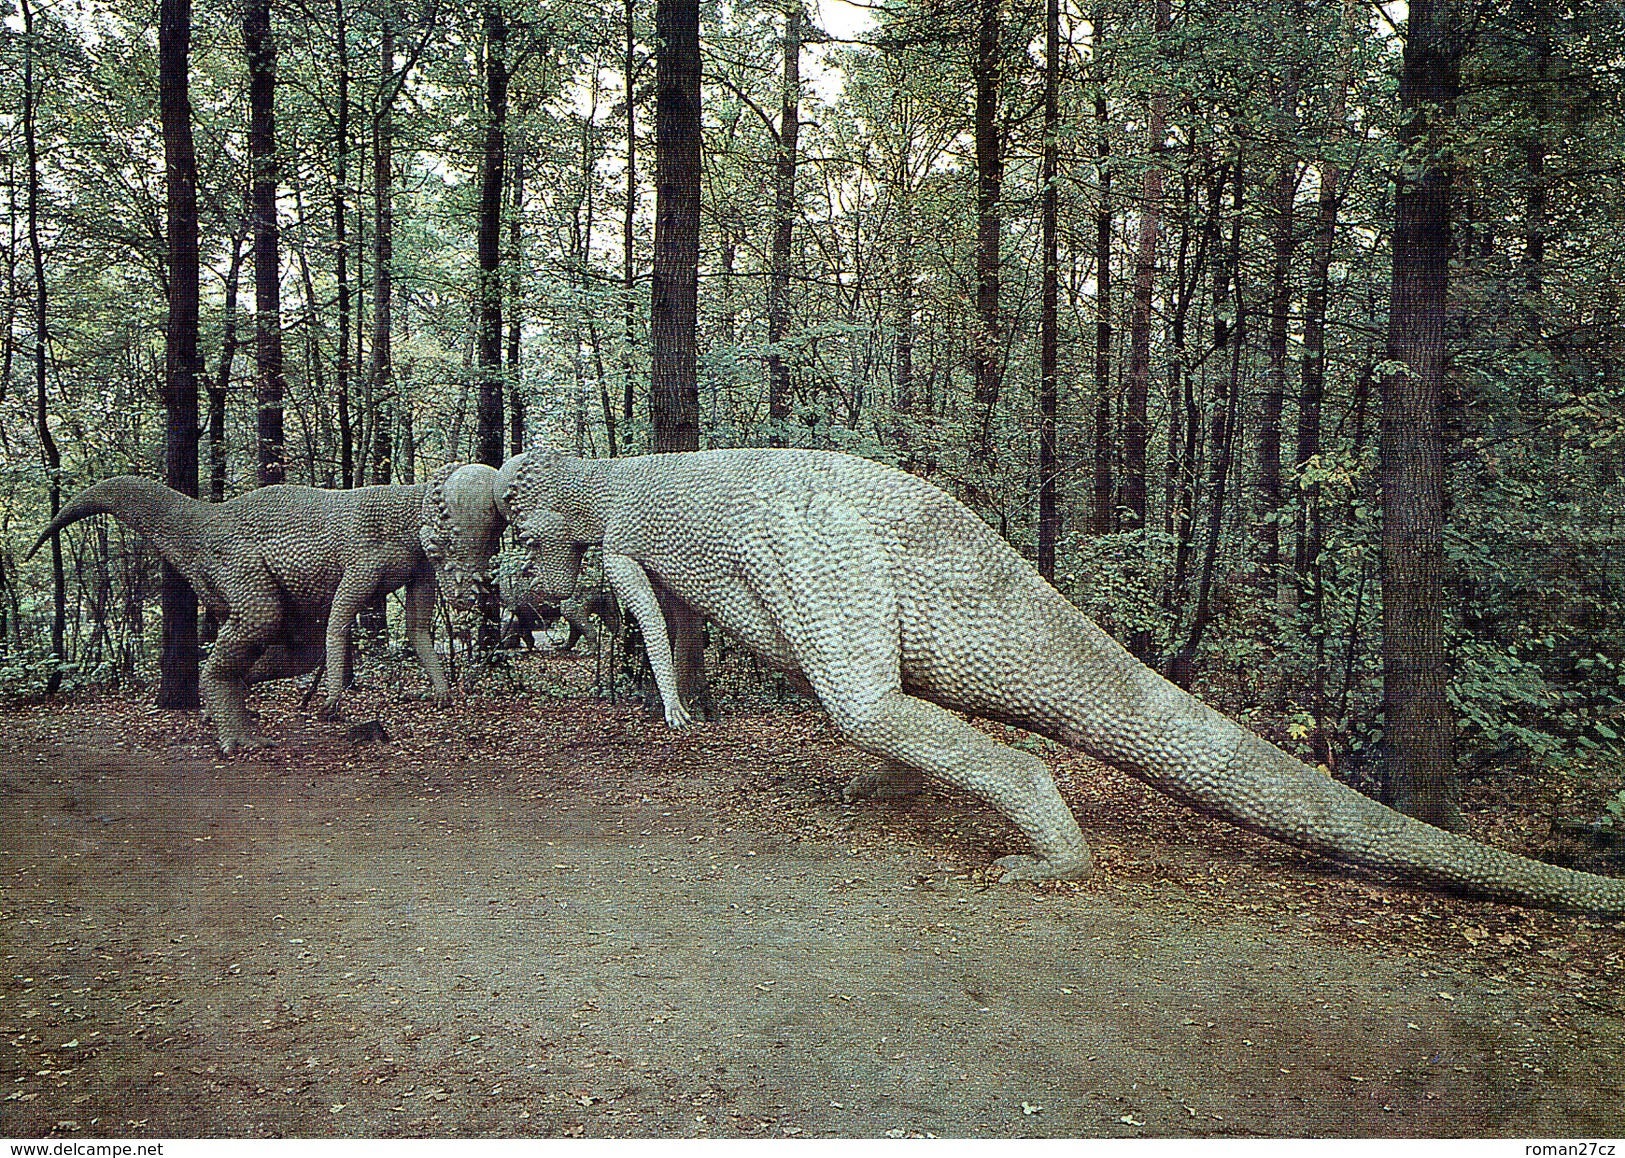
left=1169, top=157, right=1244, bottom=689
left=156, top=0, right=202, bottom=708
left=1380, top=0, right=1462, bottom=830
left=245, top=0, right=285, bottom=486
left=765, top=5, right=801, bottom=446
left=211, top=219, right=248, bottom=505
left=1294, top=0, right=1356, bottom=765
left=1088, top=13, right=1114, bottom=536
left=1258, top=55, right=1301, bottom=590
left=1122, top=0, right=1168, bottom=538
left=623, top=0, right=639, bottom=431
left=334, top=0, right=353, bottom=487
left=508, top=145, right=526, bottom=457
left=1036, top=0, right=1061, bottom=580
left=475, top=0, right=508, bottom=468
left=369, top=10, right=395, bottom=485
left=651, top=0, right=709, bottom=713
left=22, top=0, right=65, bottom=694
left=970, top=0, right=1003, bottom=460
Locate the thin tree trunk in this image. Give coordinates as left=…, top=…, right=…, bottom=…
left=508, top=145, right=526, bottom=457
left=623, top=0, right=639, bottom=429
left=765, top=5, right=801, bottom=445
left=475, top=0, right=508, bottom=467
left=335, top=0, right=353, bottom=487
left=369, top=12, right=394, bottom=487
left=22, top=0, right=66, bottom=694
left=1123, top=0, right=1168, bottom=538
left=1294, top=0, right=1356, bottom=765
left=211, top=218, right=248, bottom=505
left=1380, top=0, right=1461, bottom=829
left=1088, top=21, right=1114, bottom=536
left=1169, top=157, right=1244, bottom=689
left=970, top=0, right=1003, bottom=461
left=1036, top=0, right=1061, bottom=580
left=1258, top=55, right=1301, bottom=591
left=246, top=0, right=285, bottom=486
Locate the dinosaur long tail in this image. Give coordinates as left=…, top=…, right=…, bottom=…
left=23, top=476, right=198, bottom=566
left=1067, top=636, right=1625, bottom=916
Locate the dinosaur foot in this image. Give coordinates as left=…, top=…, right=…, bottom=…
left=993, top=852, right=1094, bottom=884
left=218, top=735, right=273, bottom=759
left=842, top=769, right=925, bottom=803
left=315, top=697, right=346, bottom=722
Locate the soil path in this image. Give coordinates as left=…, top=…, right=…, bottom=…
left=3, top=664, right=1622, bottom=1137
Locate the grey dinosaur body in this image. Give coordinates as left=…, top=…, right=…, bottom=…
left=29, top=471, right=502, bottom=754
left=498, top=447, right=1625, bottom=916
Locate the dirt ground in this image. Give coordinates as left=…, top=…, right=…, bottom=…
left=2, top=653, right=1623, bottom=1138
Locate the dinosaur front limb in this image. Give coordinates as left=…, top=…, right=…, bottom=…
left=319, top=574, right=376, bottom=719
left=604, top=552, right=692, bottom=729
left=404, top=573, right=451, bottom=706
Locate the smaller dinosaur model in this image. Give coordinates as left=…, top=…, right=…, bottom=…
left=497, top=448, right=1625, bottom=916
left=28, top=467, right=504, bottom=754
left=499, top=588, right=621, bottom=653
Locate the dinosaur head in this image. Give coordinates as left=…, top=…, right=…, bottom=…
left=514, top=509, right=588, bottom=600
left=421, top=462, right=505, bottom=616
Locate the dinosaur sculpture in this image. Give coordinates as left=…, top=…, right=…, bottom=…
left=27, top=467, right=504, bottom=754
left=499, top=588, right=621, bottom=653
left=496, top=447, right=1625, bottom=916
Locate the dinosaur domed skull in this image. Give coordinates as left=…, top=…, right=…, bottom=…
left=421, top=463, right=505, bottom=615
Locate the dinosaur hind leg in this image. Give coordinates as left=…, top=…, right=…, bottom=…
left=842, top=760, right=924, bottom=802
left=830, top=690, right=1093, bottom=880
left=737, top=501, right=1091, bottom=881
left=202, top=606, right=281, bottom=756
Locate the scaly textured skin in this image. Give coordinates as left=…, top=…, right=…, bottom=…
left=28, top=474, right=502, bottom=755
left=497, top=448, right=1625, bottom=916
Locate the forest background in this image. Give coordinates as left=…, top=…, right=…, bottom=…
left=0, top=0, right=1621, bottom=826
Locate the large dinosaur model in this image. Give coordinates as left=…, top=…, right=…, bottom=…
left=27, top=466, right=504, bottom=754
left=496, top=447, right=1625, bottom=916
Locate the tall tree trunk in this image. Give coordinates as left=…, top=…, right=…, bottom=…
left=508, top=145, right=526, bottom=457
left=651, top=0, right=709, bottom=713
left=1258, top=53, right=1301, bottom=592
left=1169, top=157, right=1244, bottom=689
left=623, top=0, right=639, bottom=430
left=1036, top=0, right=1061, bottom=580
left=767, top=6, right=806, bottom=445
left=156, top=0, right=202, bottom=708
left=22, top=0, right=64, bottom=693
left=211, top=218, right=248, bottom=505
left=1122, top=0, right=1168, bottom=539
left=970, top=0, right=1003, bottom=462
left=765, top=5, right=801, bottom=446
left=1088, top=12, right=1114, bottom=536
left=1381, top=0, right=1462, bottom=830
left=895, top=184, right=914, bottom=416
left=334, top=0, right=353, bottom=488
left=245, top=0, right=285, bottom=486
left=369, top=11, right=395, bottom=486
left=1294, top=0, right=1356, bottom=765
left=475, top=0, right=508, bottom=468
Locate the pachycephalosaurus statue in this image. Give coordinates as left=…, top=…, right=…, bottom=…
left=496, top=447, right=1625, bottom=916
left=27, top=464, right=504, bottom=755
